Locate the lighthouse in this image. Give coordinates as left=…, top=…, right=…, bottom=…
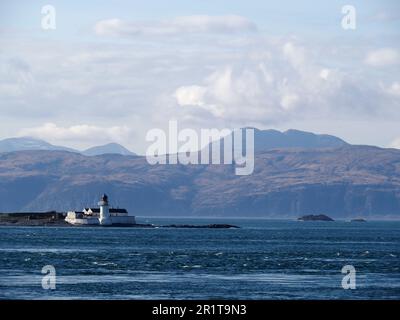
left=98, top=194, right=112, bottom=225
left=65, top=193, right=135, bottom=226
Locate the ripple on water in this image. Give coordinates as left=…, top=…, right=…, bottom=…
left=1, top=221, right=399, bottom=299
left=0, top=248, right=98, bottom=253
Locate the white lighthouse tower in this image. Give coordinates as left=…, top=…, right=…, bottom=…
left=98, top=194, right=112, bottom=225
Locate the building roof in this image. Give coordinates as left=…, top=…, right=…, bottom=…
left=84, top=208, right=127, bottom=213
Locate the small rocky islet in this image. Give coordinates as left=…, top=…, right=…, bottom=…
left=297, top=214, right=334, bottom=221
left=350, top=218, right=367, bottom=222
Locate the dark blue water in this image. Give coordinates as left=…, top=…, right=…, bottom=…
left=0, top=218, right=399, bottom=300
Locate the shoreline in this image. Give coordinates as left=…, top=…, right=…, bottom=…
left=0, top=218, right=239, bottom=229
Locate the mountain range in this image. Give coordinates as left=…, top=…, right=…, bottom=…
left=247, top=128, right=348, bottom=151
left=0, top=137, right=135, bottom=156
left=0, top=129, right=399, bottom=219
left=0, top=129, right=348, bottom=156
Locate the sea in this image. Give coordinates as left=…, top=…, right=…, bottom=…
left=0, top=218, right=399, bottom=300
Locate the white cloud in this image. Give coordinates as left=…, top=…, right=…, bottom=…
left=280, top=93, right=299, bottom=110
left=94, top=15, right=257, bottom=37
left=0, top=83, right=23, bottom=97
left=172, top=41, right=348, bottom=123
left=174, top=84, right=224, bottom=117
left=174, top=67, right=259, bottom=118
left=389, top=137, right=400, bottom=149
left=382, top=81, right=400, bottom=96
left=2, top=24, right=400, bottom=152
left=364, top=48, right=400, bottom=67
left=173, top=15, right=257, bottom=33
left=319, top=68, right=331, bottom=80
left=94, top=19, right=125, bottom=36
left=174, top=85, right=206, bottom=107
left=18, top=123, right=132, bottom=147
left=0, top=57, right=33, bottom=97
left=282, top=42, right=306, bottom=69
left=174, top=65, right=277, bottom=120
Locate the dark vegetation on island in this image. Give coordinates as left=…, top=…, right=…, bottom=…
left=298, top=214, right=334, bottom=221
left=0, top=211, right=68, bottom=226
left=350, top=218, right=367, bottom=222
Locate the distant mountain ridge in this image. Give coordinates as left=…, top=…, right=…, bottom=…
left=0, top=137, right=136, bottom=156
left=251, top=128, right=348, bottom=151
left=206, top=128, right=349, bottom=155
left=0, top=129, right=349, bottom=157
left=0, top=137, right=76, bottom=153
left=82, top=143, right=135, bottom=156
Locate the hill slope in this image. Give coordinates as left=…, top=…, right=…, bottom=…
left=0, top=146, right=399, bottom=219
left=83, top=143, right=135, bottom=156
left=0, top=137, right=77, bottom=153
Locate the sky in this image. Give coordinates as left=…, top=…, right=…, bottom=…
left=0, top=0, right=399, bottom=154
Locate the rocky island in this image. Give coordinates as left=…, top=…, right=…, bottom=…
left=351, top=218, right=367, bottom=222
left=298, top=214, right=334, bottom=221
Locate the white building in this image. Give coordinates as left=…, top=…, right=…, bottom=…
left=65, top=194, right=136, bottom=226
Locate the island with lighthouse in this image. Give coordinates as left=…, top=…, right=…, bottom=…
left=65, top=194, right=136, bottom=226
left=0, top=193, right=239, bottom=229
